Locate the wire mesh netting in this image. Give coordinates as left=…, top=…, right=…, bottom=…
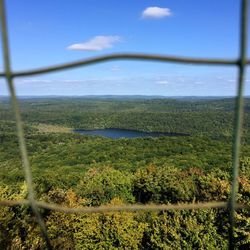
left=0, top=0, right=249, bottom=249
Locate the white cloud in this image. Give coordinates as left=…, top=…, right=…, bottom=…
left=62, top=80, right=86, bottom=83
left=194, top=81, right=204, bottom=85
left=216, top=76, right=224, bottom=80
left=142, top=7, right=172, bottom=19
left=19, top=79, right=52, bottom=83
left=67, top=35, right=121, bottom=51
left=156, top=80, right=169, bottom=85
left=110, top=65, right=121, bottom=71
left=178, top=77, right=185, bottom=82
left=227, top=79, right=250, bottom=83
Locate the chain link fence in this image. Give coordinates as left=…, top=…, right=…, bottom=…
left=0, top=0, right=249, bottom=249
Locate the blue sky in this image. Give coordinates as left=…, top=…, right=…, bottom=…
left=0, top=0, right=250, bottom=96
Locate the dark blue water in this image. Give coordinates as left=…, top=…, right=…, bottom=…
left=74, top=128, right=189, bottom=139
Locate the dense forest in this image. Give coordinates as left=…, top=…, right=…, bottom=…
left=0, top=96, right=249, bottom=249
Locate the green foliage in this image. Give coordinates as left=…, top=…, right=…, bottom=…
left=141, top=210, right=228, bottom=249
left=234, top=210, right=250, bottom=248
left=44, top=197, right=146, bottom=250
left=240, top=156, right=250, bottom=179
left=1, top=97, right=250, bottom=137
left=0, top=97, right=250, bottom=248
left=133, top=165, right=196, bottom=203
left=193, top=171, right=230, bottom=201
left=76, top=167, right=134, bottom=205
left=0, top=174, right=250, bottom=249
left=0, top=183, right=47, bottom=250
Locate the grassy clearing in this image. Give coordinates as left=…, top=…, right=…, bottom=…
left=35, top=123, right=73, bottom=133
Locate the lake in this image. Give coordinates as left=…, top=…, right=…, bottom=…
left=74, top=128, right=189, bottom=139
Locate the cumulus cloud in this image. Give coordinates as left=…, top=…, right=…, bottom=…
left=67, top=35, right=121, bottom=51
left=142, top=7, right=172, bottom=19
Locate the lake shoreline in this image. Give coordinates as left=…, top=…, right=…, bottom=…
left=74, top=128, right=190, bottom=139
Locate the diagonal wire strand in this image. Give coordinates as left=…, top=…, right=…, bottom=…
left=229, top=0, right=248, bottom=249
left=0, top=0, right=52, bottom=249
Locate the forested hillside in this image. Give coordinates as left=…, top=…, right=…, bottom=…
left=1, top=97, right=249, bottom=130
left=0, top=97, right=249, bottom=249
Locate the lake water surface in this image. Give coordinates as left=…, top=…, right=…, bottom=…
left=74, top=128, right=189, bottom=139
